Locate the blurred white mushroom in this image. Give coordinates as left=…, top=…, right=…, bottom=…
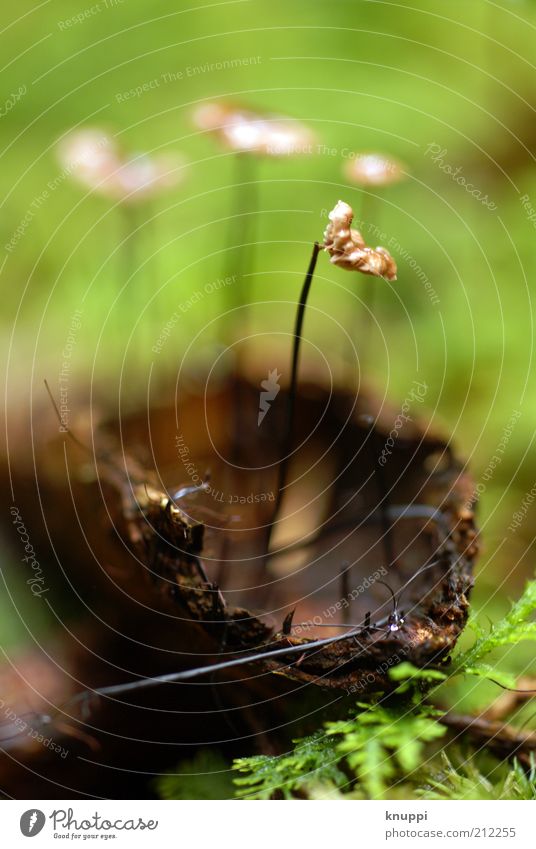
left=323, top=200, right=397, bottom=280
left=58, top=128, right=116, bottom=191
left=57, top=128, right=185, bottom=202
left=111, top=152, right=184, bottom=201
left=192, top=101, right=314, bottom=156
left=345, top=152, right=407, bottom=187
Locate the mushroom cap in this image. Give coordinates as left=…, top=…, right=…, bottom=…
left=345, top=152, right=407, bottom=186
left=193, top=100, right=314, bottom=156
left=58, top=128, right=185, bottom=202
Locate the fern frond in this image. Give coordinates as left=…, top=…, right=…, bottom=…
left=463, top=663, right=517, bottom=689
left=455, top=579, right=536, bottom=670
left=388, top=662, right=447, bottom=695
left=327, top=703, right=446, bottom=799
left=233, top=730, right=346, bottom=799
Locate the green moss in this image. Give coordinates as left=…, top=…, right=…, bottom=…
left=156, top=750, right=235, bottom=800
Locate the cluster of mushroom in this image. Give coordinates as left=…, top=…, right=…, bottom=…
left=59, top=104, right=406, bottom=284
left=192, top=101, right=314, bottom=157
left=57, top=129, right=185, bottom=203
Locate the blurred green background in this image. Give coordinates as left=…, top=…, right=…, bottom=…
left=2, top=0, right=536, bottom=707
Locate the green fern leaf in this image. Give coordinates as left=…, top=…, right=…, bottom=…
left=455, top=579, right=536, bottom=670
left=233, top=730, right=346, bottom=799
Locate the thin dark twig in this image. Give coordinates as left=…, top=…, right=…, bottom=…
left=64, top=628, right=360, bottom=706
left=474, top=679, right=536, bottom=696
left=266, top=241, right=321, bottom=553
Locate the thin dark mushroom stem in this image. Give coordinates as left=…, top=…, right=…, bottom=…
left=377, top=579, right=404, bottom=630
left=340, top=561, right=351, bottom=624
left=266, top=240, right=321, bottom=555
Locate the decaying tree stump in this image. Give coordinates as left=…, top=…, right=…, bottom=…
left=0, top=373, right=478, bottom=796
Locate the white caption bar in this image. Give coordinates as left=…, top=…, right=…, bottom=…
left=1, top=800, right=534, bottom=847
